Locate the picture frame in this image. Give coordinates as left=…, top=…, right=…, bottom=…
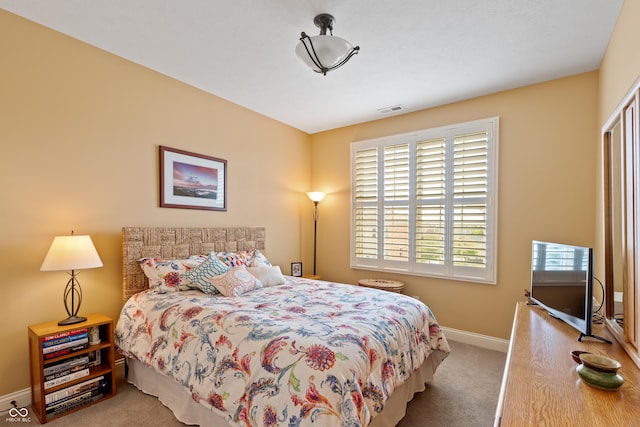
left=291, top=262, right=302, bottom=277
left=160, top=145, right=227, bottom=211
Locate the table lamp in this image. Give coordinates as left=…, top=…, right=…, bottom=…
left=41, top=232, right=103, bottom=325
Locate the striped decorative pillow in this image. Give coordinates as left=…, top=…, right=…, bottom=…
left=183, top=253, right=230, bottom=294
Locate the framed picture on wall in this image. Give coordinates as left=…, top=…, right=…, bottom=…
left=160, top=145, right=227, bottom=211
left=291, top=262, right=302, bottom=277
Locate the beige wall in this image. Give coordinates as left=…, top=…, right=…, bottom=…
left=0, top=10, right=311, bottom=396
left=595, top=1, right=640, bottom=281
left=311, top=71, right=599, bottom=340
left=598, top=1, right=640, bottom=125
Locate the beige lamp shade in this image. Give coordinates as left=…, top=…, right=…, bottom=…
left=41, top=235, right=103, bottom=271
left=307, top=192, right=326, bottom=203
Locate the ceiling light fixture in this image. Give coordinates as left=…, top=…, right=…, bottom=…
left=295, top=13, right=359, bottom=76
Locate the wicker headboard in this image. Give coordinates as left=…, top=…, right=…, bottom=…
left=122, top=227, right=266, bottom=303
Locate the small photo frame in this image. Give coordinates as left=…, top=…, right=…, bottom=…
left=160, top=145, right=227, bottom=211
left=291, top=262, right=302, bottom=277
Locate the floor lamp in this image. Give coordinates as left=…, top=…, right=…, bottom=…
left=307, top=192, right=326, bottom=276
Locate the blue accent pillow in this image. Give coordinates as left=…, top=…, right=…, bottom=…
left=183, top=253, right=230, bottom=294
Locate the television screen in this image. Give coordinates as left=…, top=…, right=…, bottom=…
left=529, top=240, right=594, bottom=339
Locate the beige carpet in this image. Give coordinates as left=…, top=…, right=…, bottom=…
left=26, top=340, right=506, bottom=427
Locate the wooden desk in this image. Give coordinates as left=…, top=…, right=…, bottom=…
left=495, top=302, right=640, bottom=426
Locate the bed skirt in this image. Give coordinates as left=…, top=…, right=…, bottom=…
left=126, top=350, right=448, bottom=426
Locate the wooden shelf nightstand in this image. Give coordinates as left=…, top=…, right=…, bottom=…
left=28, top=313, right=116, bottom=423
left=302, top=274, right=321, bottom=280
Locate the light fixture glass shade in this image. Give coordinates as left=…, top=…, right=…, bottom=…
left=295, top=35, right=356, bottom=73
left=307, top=192, right=326, bottom=203
left=296, top=13, right=359, bottom=75
left=41, top=235, right=103, bottom=271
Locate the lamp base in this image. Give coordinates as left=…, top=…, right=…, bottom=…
left=58, top=315, right=87, bottom=326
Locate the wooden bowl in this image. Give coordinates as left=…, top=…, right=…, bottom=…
left=579, top=353, right=621, bottom=374
left=571, top=350, right=591, bottom=364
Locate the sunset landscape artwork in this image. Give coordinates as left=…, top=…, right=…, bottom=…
left=172, top=161, right=218, bottom=200
left=160, top=145, right=227, bottom=211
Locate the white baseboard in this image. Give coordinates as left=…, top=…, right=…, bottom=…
left=0, top=359, right=126, bottom=415
left=0, top=388, right=31, bottom=415
left=441, top=326, right=509, bottom=353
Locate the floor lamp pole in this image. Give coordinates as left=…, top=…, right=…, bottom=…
left=312, top=201, right=319, bottom=275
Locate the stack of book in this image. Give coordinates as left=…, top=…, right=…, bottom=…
left=42, top=329, right=92, bottom=391
left=43, top=355, right=90, bottom=390
left=42, top=328, right=89, bottom=360
left=41, top=327, right=106, bottom=418
left=44, top=375, right=108, bottom=417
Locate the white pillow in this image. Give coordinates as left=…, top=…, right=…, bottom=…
left=247, top=266, right=286, bottom=287
left=247, top=250, right=272, bottom=267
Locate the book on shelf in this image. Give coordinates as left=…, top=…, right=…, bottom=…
left=46, top=379, right=108, bottom=409
left=44, top=361, right=89, bottom=382
left=45, top=375, right=105, bottom=405
left=43, top=342, right=89, bottom=360
left=41, top=328, right=89, bottom=344
left=45, top=380, right=108, bottom=413
left=47, top=393, right=103, bottom=418
left=42, top=330, right=89, bottom=348
left=44, top=355, right=90, bottom=377
left=43, top=334, right=89, bottom=354
left=44, top=368, right=90, bottom=390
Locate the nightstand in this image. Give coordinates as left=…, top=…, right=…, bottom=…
left=302, top=274, right=321, bottom=280
left=28, top=313, right=116, bottom=423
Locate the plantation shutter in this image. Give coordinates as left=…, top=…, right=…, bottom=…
left=354, top=148, right=378, bottom=259
left=416, top=138, right=447, bottom=265
left=351, top=117, right=498, bottom=284
left=452, top=132, right=488, bottom=268
left=384, top=144, right=410, bottom=261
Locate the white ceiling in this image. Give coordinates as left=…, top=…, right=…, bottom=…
left=0, top=0, right=624, bottom=134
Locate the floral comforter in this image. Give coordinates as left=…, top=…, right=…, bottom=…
left=115, top=277, right=450, bottom=427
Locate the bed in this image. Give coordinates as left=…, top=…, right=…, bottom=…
left=115, top=227, right=450, bottom=427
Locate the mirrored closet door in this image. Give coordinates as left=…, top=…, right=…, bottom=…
left=604, top=81, right=640, bottom=368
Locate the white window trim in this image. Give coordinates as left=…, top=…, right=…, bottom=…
left=350, top=117, right=499, bottom=284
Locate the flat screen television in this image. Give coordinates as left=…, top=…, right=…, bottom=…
left=529, top=240, right=609, bottom=343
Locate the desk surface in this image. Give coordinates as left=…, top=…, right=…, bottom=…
left=497, top=302, right=640, bottom=426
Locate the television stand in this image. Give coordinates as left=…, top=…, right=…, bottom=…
left=578, top=332, right=612, bottom=344
left=495, top=302, right=640, bottom=426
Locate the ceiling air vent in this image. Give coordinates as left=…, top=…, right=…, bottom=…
left=377, top=105, right=405, bottom=114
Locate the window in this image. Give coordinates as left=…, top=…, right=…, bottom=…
left=351, top=117, right=499, bottom=284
